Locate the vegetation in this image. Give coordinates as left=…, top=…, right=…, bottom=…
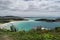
left=35, top=19, right=56, bottom=22
left=0, top=16, right=24, bottom=23
left=56, top=18, right=60, bottom=22
left=0, top=27, right=60, bottom=40
left=35, top=18, right=60, bottom=22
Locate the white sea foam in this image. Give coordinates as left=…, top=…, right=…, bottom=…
left=29, top=20, right=35, bottom=21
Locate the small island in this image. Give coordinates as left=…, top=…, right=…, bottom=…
left=35, top=19, right=56, bottom=22
left=55, top=18, right=60, bottom=22
left=0, top=16, right=24, bottom=23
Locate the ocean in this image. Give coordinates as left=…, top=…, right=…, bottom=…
left=8, top=17, right=60, bottom=31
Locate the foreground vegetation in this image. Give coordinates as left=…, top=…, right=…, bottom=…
left=0, top=27, right=60, bottom=40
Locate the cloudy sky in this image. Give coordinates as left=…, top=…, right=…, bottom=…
left=0, top=0, right=60, bottom=17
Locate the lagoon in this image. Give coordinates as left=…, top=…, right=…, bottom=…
left=7, top=17, right=60, bottom=31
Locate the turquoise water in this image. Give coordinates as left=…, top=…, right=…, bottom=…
left=10, top=18, right=60, bottom=31
left=25, top=17, right=57, bottom=20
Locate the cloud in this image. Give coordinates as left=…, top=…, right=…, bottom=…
left=0, top=0, right=60, bottom=17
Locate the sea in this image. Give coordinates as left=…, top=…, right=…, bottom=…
left=4, top=17, right=60, bottom=31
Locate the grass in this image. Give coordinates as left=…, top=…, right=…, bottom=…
left=0, top=29, right=60, bottom=40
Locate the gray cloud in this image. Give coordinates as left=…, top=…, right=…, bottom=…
left=0, top=0, right=60, bottom=17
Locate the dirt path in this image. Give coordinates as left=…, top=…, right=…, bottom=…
left=0, top=35, right=12, bottom=40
